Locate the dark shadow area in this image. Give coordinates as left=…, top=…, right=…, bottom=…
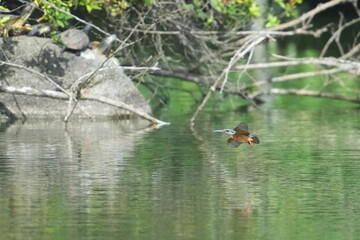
left=0, top=38, right=18, bottom=79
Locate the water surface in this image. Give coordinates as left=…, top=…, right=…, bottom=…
left=0, top=109, right=359, bottom=240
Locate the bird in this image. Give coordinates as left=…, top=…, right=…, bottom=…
left=89, top=34, right=116, bottom=57
left=27, top=23, right=51, bottom=37
left=213, top=122, right=260, bottom=148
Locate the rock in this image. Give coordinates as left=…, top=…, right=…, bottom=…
left=0, top=36, right=151, bottom=120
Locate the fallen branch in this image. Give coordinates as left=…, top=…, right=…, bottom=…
left=271, top=88, right=360, bottom=103
left=271, top=68, right=343, bottom=82
left=136, top=68, right=256, bottom=98
left=147, top=68, right=206, bottom=84
left=342, top=42, right=360, bottom=59
left=82, top=94, right=169, bottom=126
left=120, top=28, right=328, bottom=37
left=233, top=57, right=360, bottom=75
left=0, top=83, right=169, bottom=126
left=62, top=13, right=151, bottom=122
left=0, top=60, right=69, bottom=95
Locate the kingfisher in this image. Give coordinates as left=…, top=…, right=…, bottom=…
left=213, top=122, right=260, bottom=148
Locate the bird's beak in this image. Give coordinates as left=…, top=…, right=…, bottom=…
left=213, top=130, right=225, bottom=133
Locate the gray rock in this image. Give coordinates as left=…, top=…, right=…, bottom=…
left=0, top=36, right=151, bottom=120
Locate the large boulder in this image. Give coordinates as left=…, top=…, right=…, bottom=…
left=0, top=36, right=151, bottom=120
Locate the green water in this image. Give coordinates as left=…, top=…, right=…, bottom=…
left=0, top=108, right=359, bottom=240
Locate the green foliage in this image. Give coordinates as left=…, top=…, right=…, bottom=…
left=187, top=0, right=302, bottom=28
left=0, top=5, right=8, bottom=12
left=33, top=0, right=152, bottom=29
left=248, top=1, right=260, bottom=17
left=189, top=0, right=261, bottom=28
left=130, top=0, right=153, bottom=4
left=49, top=30, right=62, bottom=45
left=274, top=0, right=302, bottom=18
left=266, top=13, right=281, bottom=28
left=77, top=0, right=103, bottom=13
left=34, top=0, right=73, bottom=28
left=0, top=5, right=10, bottom=27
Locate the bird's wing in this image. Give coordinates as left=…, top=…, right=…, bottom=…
left=233, top=122, right=250, bottom=135
left=227, top=138, right=243, bottom=148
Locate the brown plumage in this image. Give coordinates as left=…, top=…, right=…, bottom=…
left=213, top=122, right=260, bottom=148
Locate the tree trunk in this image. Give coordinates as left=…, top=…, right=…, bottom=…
left=251, top=0, right=272, bottom=108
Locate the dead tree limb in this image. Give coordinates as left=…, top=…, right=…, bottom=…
left=232, top=0, right=353, bottom=49
left=342, top=42, right=360, bottom=59
left=63, top=13, right=153, bottom=122
left=0, top=83, right=169, bottom=126
left=271, top=88, right=360, bottom=103
left=0, top=60, right=69, bottom=95
left=81, top=94, right=169, bottom=126
left=271, top=68, right=343, bottom=82
left=233, top=57, right=360, bottom=75
left=190, top=35, right=267, bottom=125
left=132, top=68, right=254, bottom=98
left=320, top=17, right=360, bottom=57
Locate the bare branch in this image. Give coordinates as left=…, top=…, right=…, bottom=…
left=0, top=83, right=169, bottom=126
left=233, top=56, right=360, bottom=75
left=271, top=0, right=353, bottom=32
left=82, top=94, right=169, bottom=126
left=271, top=88, right=360, bottom=103
left=190, top=35, right=267, bottom=125
left=320, top=17, right=360, bottom=57
left=144, top=68, right=256, bottom=97
left=230, top=0, right=353, bottom=51
left=342, top=42, right=360, bottom=59
left=0, top=60, right=69, bottom=95
left=271, top=68, right=343, bottom=82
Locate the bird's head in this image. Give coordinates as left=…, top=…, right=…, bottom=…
left=213, top=129, right=236, bottom=135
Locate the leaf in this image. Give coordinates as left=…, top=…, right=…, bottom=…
left=57, top=20, right=65, bottom=28
left=248, top=2, right=260, bottom=17
left=265, top=13, right=280, bottom=28
left=274, top=0, right=286, bottom=9
left=0, top=6, right=9, bottom=11
left=86, top=4, right=93, bottom=12
left=119, top=0, right=129, bottom=9
left=196, top=9, right=206, bottom=20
